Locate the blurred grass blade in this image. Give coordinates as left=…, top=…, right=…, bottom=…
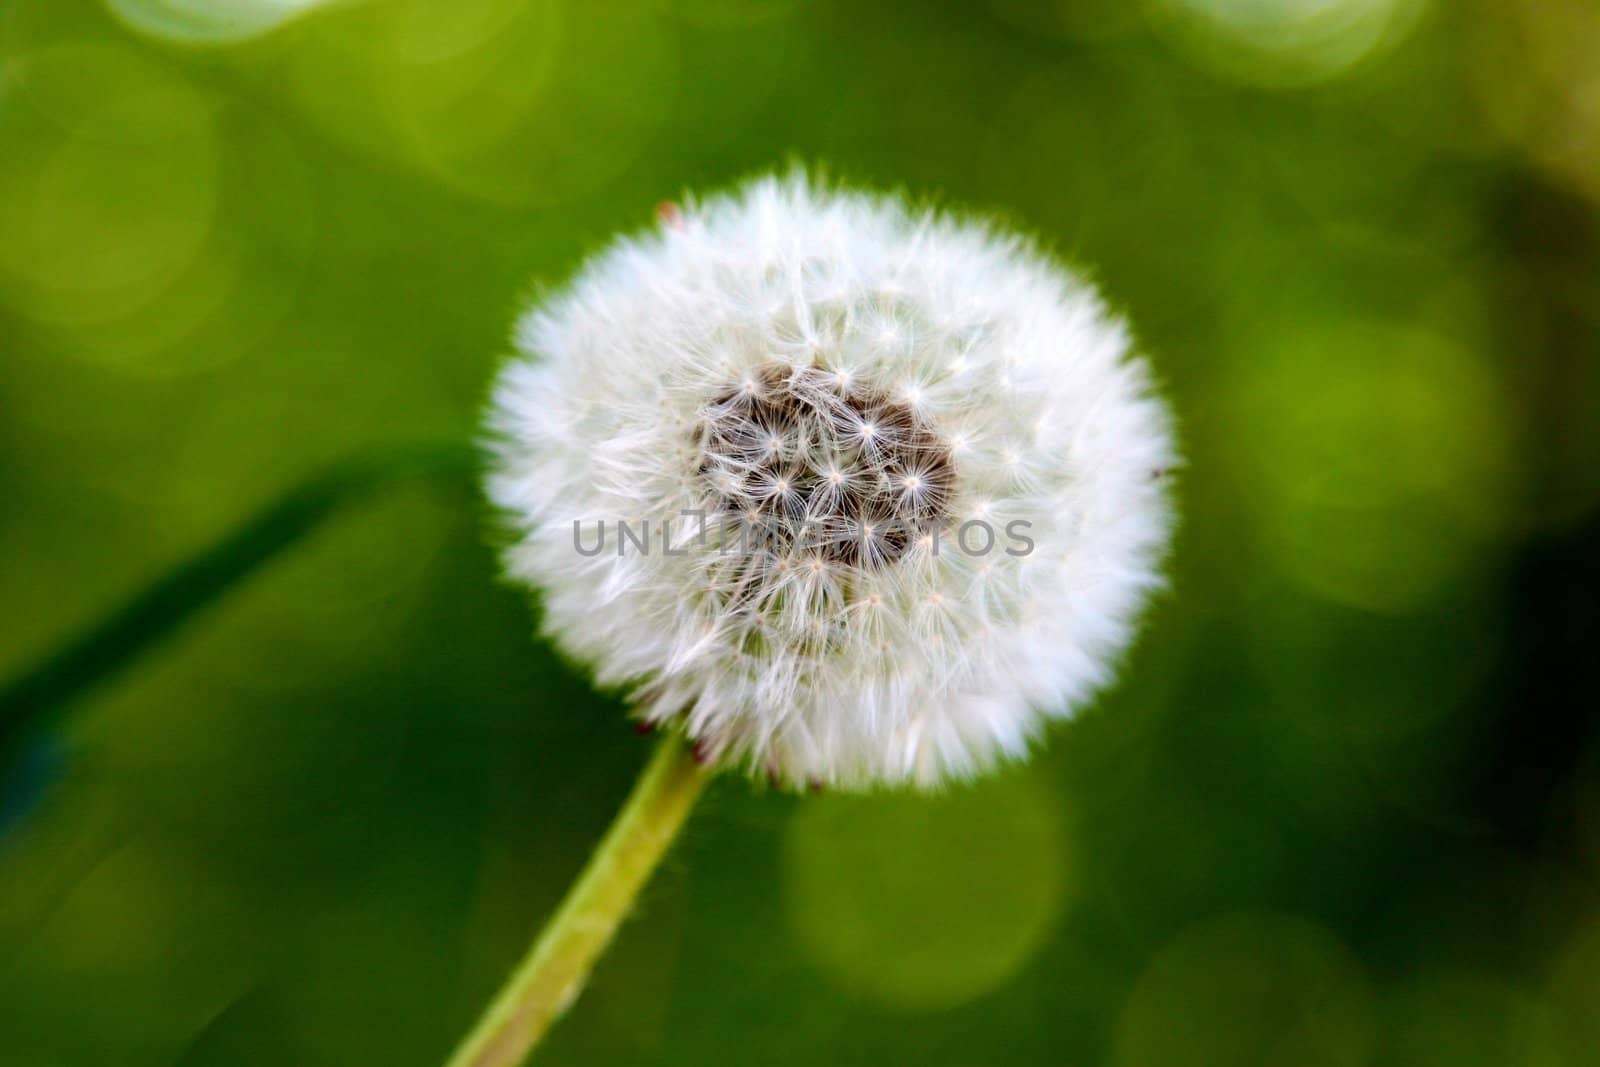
left=0, top=442, right=477, bottom=770
left=0, top=734, right=63, bottom=841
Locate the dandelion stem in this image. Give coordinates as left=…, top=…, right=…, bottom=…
left=444, top=732, right=711, bottom=1067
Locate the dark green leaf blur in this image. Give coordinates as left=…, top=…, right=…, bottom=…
left=2, top=1, right=1598, bottom=1064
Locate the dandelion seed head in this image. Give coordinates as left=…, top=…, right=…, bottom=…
left=488, top=172, right=1176, bottom=789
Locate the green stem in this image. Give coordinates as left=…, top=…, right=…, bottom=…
left=445, top=733, right=711, bottom=1067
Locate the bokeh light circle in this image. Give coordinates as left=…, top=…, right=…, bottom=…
left=373, top=0, right=567, bottom=200
left=1142, top=0, right=1428, bottom=87
left=1386, top=972, right=1571, bottom=1067
left=275, top=0, right=676, bottom=206
left=1114, top=912, right=1375, bottom=1067
left=782, top=772, right=1066, bottom=1010
left=104, top=0, right=330, bottom=46
left=1471, top=0, right=1600, bottom=208
left=0, top=39, right=319, bottom=376
left=63, top=114, right=319, bottom=375
left=0, top=42, right=221, bottom=347
left=1221, top=319, right=1511, bottom=613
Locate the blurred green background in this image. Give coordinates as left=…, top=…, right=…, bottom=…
left=3, top=0, right=1599, bottom=1064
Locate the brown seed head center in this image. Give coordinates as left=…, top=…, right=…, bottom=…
left=695, top=362, right=954, bottom=568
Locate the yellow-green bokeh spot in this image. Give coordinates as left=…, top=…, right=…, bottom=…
left=1222, top=319, right=1512, bottom=613
left=1385, top=972, right=1571, bottom=1067
left=781, top=770, right=1066, bottom=1010
left=0, top=42, right=219, bottom=334
left=104, top=0, right=328, bottom=45
left=271, top=0, right=675, bottom=206
left=1141, top=0, right=1429, bottom=88
left=1114, top=912, right=1375, bottom=1067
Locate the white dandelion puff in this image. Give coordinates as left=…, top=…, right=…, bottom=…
left=487, top=172, right=1177, bottom=790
